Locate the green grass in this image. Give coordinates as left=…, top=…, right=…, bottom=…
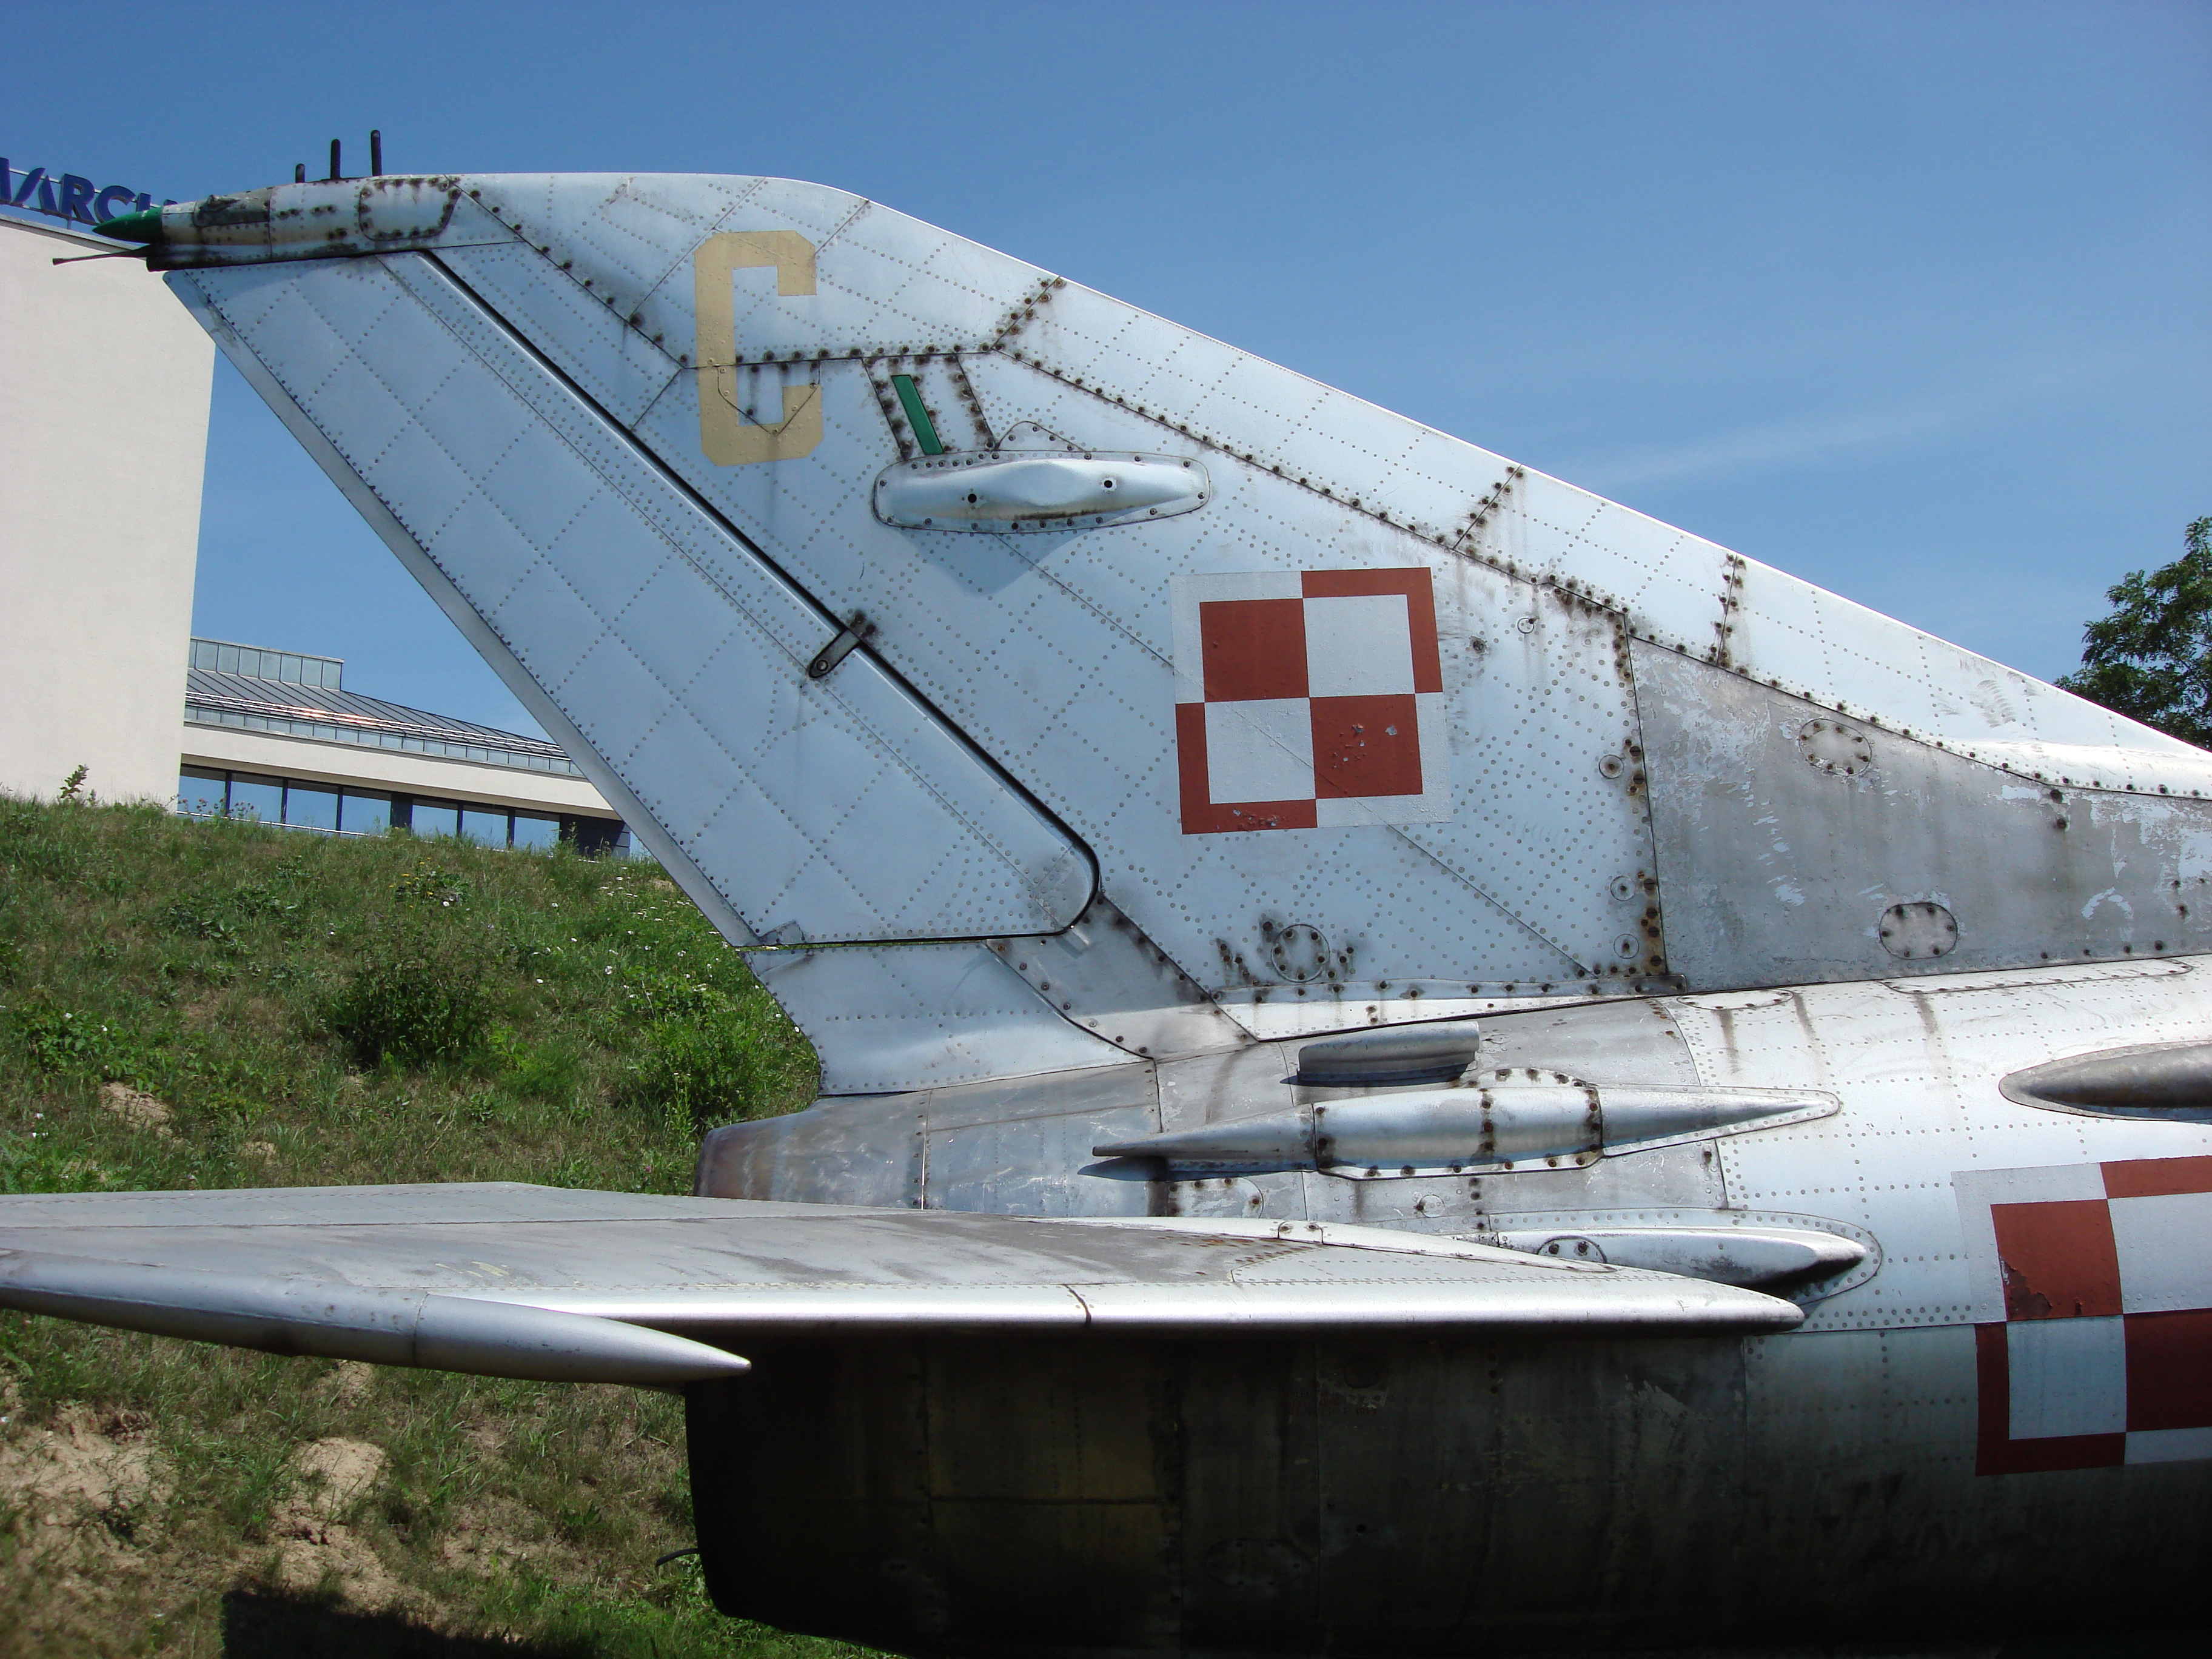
left=0, top=794, right=873, bottom=1658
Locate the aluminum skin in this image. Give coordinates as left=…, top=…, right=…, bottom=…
left=688, top=962, right=2211, bottom=1655
left=38, top=170, right=2212, bottom=1655
left=130, top=172, right=2212, bottom=1086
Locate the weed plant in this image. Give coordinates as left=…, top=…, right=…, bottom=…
left=0, top=794, right=866, bottom=1658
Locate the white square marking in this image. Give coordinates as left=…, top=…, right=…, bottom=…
left=1303, top=594, right=1415, bottom=699
left=1204, top=699, right=1315, bottom=803
left=2125, top=1427, right=2212, bottom=1464
left=2007, top=1316, right=2126, bottom=1440
left=2111, top=1191, right=2212, bottom=1314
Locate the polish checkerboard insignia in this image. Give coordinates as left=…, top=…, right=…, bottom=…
left=1956, top=1155, right=2212, bottom=1473
left=1170, top=568, right=1449, bottom=834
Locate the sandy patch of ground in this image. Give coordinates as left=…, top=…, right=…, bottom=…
left=315, top=1361, right=377, bottom=1409
left=0, top=1401, right=170, bottom=1646
left=98, top=1081, right=172, bottom=1138
left=0, top=1407, right=168, bottom=1654
left=0, top=1403, right=164, bottom=1537
left=266, top=1438, right=406, bottom=1609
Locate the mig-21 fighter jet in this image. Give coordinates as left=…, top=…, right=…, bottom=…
left=9, top=164, right=2207, bottom=1656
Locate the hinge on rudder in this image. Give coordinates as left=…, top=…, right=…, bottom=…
left=808, top=612, right=877, bottom=680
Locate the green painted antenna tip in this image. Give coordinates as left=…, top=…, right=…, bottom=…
left=96, top=207, right=163, bottom=244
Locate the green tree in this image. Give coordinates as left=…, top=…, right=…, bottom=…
left=2057, top=516, right=2212, bottom=748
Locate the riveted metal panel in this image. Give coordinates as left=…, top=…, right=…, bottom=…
left=1666, top=965, right=2212, bottom=1337
left=743, top=943, right=1125, bottom=1093
left=1726, top=555, right=2209, bottom=756
left=435, top=241, right=684, bottom=428
left=1637, top=642, right=2212, bottom=990
left=638, top=349, right=1654, bottom=993
left=692, top=1093, right=924, bottom=1208
left=443, top=176, right=1656, bottom=1008
left=176, top=253, right=1093, bottom=947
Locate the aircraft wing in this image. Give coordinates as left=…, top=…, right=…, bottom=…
left=0, top=1183, right=1798, bottom=1385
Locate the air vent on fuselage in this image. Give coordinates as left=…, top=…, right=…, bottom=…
left=2000, top=1042, right=2212, bottom=1124
left=1295, top=1022, right=1483, bottom=1087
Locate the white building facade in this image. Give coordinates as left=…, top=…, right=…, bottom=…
left=0, top=211, right=211, bottom=804
left=0, top=203, right=632, bottom=851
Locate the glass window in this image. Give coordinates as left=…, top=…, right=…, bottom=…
left=282, top=783, right=338, bottom=831
left=567, top=817, right=621, bottom=857
left=512, top=813, right=560, bottom=851
left=460, top=808, right=511, bottom=848
left=339, top=791, right=390, bottom=835
left=178, top=767, right=226, bottom=817
left=409, top=800, right=461, bottom=839
left=227, top=774, right=283, bottom=823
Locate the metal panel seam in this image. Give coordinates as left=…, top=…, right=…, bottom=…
left=395, top=257, right=1065, bottom=913
left=423, top=247, right=1106, bottom=934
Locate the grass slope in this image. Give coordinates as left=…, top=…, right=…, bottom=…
left=0, top=794, right=871, bottom=1658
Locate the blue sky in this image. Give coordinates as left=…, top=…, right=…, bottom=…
left=8, top=1, right=2208, bottom=735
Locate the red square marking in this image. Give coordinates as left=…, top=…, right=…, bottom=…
left=2103, top=1155, right=2212, bottom=1199
left=1311, top=695, right=1424, bottom=799
left=1991, top=1199, right=2121, bottom=1319
left=1200, top=598, right=1307, bottom=702
left=2125, top=1309, right=2212, bottom=1432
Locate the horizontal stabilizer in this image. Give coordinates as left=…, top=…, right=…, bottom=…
left=0, top=1184, right=1801, bottom=1372
left=0, top=1250, right=748, bottom=1386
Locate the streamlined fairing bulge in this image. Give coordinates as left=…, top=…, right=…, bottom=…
left=15, top=173, right=2209, bottom=1655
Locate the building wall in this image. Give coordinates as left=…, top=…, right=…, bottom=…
left=0, top=214, right=213, bottom=803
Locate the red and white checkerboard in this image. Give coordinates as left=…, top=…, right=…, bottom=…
left=1956, top=1155, right=2212, bottom=1473
left=1170, top=568, right=1449, bottom=834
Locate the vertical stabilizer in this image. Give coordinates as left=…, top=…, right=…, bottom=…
left=147, top=172, right=2212, bottom=1091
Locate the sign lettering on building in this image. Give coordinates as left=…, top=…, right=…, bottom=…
left=0, top=157, right=167, bottom=226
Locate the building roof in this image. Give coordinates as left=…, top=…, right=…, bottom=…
left=189, top=636, right=344, bottom=690
left=184, top=646, right=581, bottom=778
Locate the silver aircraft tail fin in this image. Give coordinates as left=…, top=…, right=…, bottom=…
left=149, top=173, right=2212, bottom=1091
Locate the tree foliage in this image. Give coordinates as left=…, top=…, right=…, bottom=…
left=2057, top=516, right=2212, bottom=749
